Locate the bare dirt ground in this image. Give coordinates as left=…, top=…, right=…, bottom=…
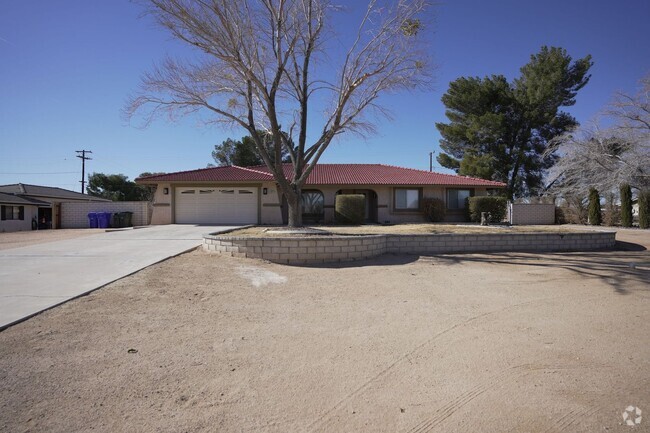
left=0, top=229, right=105, bottom=250
left=0, top=230, right=648, bottom=432
left=229, top=223, right=601, bottom=237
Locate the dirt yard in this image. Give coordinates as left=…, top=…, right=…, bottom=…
left=0, top=230, right=648, bottom=432
left=228, top=223, right=600, bottom=237
left=0, top=229, right=105, bottom=250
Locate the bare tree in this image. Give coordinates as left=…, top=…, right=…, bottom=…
left=606, top=74, right=650, bottom=133
left=544, top=74, right=650, bottom=200
left=125, top=0, right=433, bottom=226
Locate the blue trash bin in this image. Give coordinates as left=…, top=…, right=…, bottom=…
left=88, top=212, right=98, bottom=228
left=97, top=212, right=112, bottom=228
left=96, top=212, right=105, bottom=228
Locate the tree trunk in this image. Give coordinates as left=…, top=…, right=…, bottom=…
left=285, top=184, right=303, bottom=227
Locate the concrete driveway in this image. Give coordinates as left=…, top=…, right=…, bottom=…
left=0, top=225, right=238, bottom=329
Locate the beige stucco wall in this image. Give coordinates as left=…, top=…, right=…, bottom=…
left=146, top=181, right=492, bottom=225
left=260, top=182, right=283, bottom=225
left=148, top=181, right=282, bottom=225
left=150, top=182, right=172, bottom=225
left=312, top=185, right=488, bottom=224
left=0, top=205, right=38, bottom=232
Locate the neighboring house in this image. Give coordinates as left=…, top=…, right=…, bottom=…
left=136, top=164, right=505, bottom=225
left=632, top=199, right=639, bottom=221
left=0, top=183, right=109, bottom=230
left=0, top=192, right=50, bottom=232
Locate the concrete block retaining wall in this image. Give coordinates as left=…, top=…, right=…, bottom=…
left=203, top=231, right=616, bottom=265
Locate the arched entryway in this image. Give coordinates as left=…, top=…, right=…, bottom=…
left=301, top=190, right=325, bottom=224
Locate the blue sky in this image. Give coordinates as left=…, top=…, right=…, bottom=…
left=1, top=0, right=648, bottom=192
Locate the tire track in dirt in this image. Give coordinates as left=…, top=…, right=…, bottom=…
left=306, top=293, right=605, bottom=433
left=542, top=405, right=602, bottom=433
left=406, top=364, right=608, bottom=433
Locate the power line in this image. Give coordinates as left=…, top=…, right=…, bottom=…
left=76, top=150, right=92, bottom=194
left=0, top=171, right=78, bottom=175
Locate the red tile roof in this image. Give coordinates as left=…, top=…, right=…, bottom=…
left=137, top=164, right=506, bottom=187
left=136, top=165, right=273, bottom=183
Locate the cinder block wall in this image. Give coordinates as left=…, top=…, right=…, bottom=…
left=60, top=201, right=151, bottom=228
left=509, top=203, right=555, bottom=225
left=204, top=231, right=616, bottom=265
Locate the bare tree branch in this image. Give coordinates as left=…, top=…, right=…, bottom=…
left=126, top=0, right=434, bottom=226
left=544, top=73, right=650, bottom=201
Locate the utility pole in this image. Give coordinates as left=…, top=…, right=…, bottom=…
left=76, top=150, right=92, bottom=194
left=429, top=151, right=434, bottom=172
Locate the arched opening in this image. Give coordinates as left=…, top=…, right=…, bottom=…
left=301, top=189, right=325, bottom=224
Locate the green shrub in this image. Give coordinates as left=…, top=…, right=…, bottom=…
left=639, top=190, right=650, bottom=229
left=467, top=196, right=507, bottom=223
left=335, top=194, right=365, bottom=225
left=620, top=183, right=633, bottom=227
left=422, top=197, right=446, bottom=222
left=588, top=187, right=602, bottom=225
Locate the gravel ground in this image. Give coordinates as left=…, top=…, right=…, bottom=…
left=0, top=230, right=648, bottom=432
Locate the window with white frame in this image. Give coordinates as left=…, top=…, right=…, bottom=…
left=394, top=188, right=421, bottom=210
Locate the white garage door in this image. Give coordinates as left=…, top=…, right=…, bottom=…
left=175, top=187, right=258, bottom=224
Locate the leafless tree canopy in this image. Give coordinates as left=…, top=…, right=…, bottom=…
left=126, top=0, right=433, bottom=226
left=544, top=73, right=650, bottom=200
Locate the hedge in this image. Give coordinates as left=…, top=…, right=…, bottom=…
left=467, top=196, right=507, bottom=223
left=422, top=197, right=446, bottom=222
left=335, top=194, right=365, bottom=225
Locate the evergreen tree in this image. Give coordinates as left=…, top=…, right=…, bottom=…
left=639, top=190, right=650, bottom=229
left=87, top=173, right=153, bottom=201
left=620, top=183, right=633, bottom=227
left=588, top=187, right=602, bottom=225
left=436, top=46, right=592, bottom=198
left=212, top=132, right=292, bottom=167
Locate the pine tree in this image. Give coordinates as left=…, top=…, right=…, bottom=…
left=436, top=46, right=592, bottom=198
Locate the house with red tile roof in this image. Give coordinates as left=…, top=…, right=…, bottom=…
left=136, top=164, right=505, bottom=225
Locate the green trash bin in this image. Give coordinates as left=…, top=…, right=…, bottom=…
left=120, top=211, right=134, bottom=227
left=111, top=213, right=123, bottom=228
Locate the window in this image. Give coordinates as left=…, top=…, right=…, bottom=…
left=199, top=189, right=215, bottom=194
left=394, top=188, right=421, bottom=210
left=180, top=190, right=195, bottom=194
left=1, top=205, right=24, bottom=221
left=219, top=190, right=235, bottom=194
left=239, top=190, right=254, bottom=194
left=447, top=189, right=471, bottom=210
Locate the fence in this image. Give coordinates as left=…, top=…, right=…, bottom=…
left=60, top=201, right=151, bottom=228
left=508, top=202, right=555, bottom=225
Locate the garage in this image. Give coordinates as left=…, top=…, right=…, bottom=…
left=174, top=187, right=258, bottom=224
